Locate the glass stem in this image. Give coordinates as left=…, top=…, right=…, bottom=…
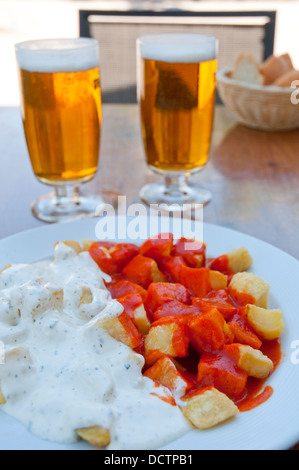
left=163, top=174, right=189, bottom=197
left=54, top=184, right=80, bottom=208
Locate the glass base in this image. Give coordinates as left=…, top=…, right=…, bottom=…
left=31, top=185, right=119, bottom=223
left=139, top=176, right=211, bottom=212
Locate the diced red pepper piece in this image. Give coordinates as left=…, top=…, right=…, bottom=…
left=227, top=313, right=262, bottom=349
left=106, top=278, right=147, bottom=301
left=197, top=350, right=248, bottom=400
left=122, top=254, right=165, bottom=288
left=174, top=238, right=206, bottom=268
left=145, top=282, right=190, bottom=315
left=153, top=300, right=200, bottom=321
left=139, top=233, right=173, bottom=262
left=160, top=255, right=187, bottom=283
left=89, top=241, right=138, bottom=275
left=180, top=266, right=227, bottom=298
left=187, top=308, right=232, bottom=354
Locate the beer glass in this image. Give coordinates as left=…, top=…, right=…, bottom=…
left=136, top=33, right=217, bottom=209
left=15, top=38, right=110, bottom=223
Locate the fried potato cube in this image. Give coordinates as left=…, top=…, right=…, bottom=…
left=210, top=247, right=253, bottom=274
left=97, top=312, right=142, bottom=349
left=139, top=233, right=174, bottom=262
left=54, top=240, right=82, bottom=254
left=245, top=304, right=284, bottom=340
left=229, top=272, right=270, bottom=308
left=31, top=284, right=64, bottom=319
left=89, top=242, right=117, bottom=275
left=153, top=300, right=200, bottom=321
left=187, top=308, right=233, bottom=354
left=133, top=303, right=151, bottom=335
left=225, top=343, right=273, bottom=378
left=82, top=239, right=94, bottom=251
left=76, top=425, right=111, bottom=448
left=197, top=351, right=247, bottom=400
left=181, top=386, right=238, bottom=430
left=180, top=266, right=227, bottom=297
left=107, top=278, right=147, bottom=301
left=210, top=270, right=228, bottom=290
left=122, top=254, right=165, bottom=288
left=117, top=293, right=151, bottom=335
left=226, top=247, right=253, bottom=273
left=80, top=286, right=93, bottom=305
left=0, top=382, right=6, bottom=405
left=174, top=238, right=206, bottom=268
left=227, top=313, right=262, bottom=349
left=160, top=255, right=187, bottom=283
left=144, top=317, right=189, bottom=366
left=0, top=264, right=12, bottom=274
left=144, top=355, right=192, bottom=398
left=145, top=282, right=190, bottom=315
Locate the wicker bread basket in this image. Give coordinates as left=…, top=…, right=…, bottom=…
left=217, top=67, right=299, bottom=131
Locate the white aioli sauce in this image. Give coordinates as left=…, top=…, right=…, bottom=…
left=0, top=243, right=191, bottom=449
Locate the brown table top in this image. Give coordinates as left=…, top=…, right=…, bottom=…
left=0, top=103, right=298, bottom=449
left=0, top=104, right=298, bottom=260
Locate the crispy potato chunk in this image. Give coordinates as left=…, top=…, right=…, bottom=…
left=245, top=304, right=284, bottom=340
left=31, top=287, right=64, bottom=319
left=226, top=247, right=253, bottom=273
left=80, top=286, right=93, bottom=305
left=181, top=387, right=238, bottom=429
left=55, top=240, right=82, bottom=254
left=81, top=239, right=94, bottom=251
left=145, top=324, right=178, bottom=358
left=229, top=272, right=270, bottom=308
left=96, top=313, right=142, bottom=349
left=76, top=425, right=111, bottom=448
left=144, top=318, right=189, bottom=366
left=132, top=303, right=151, bottom=335
left=225, top=344, right=273, bottom=379
left=144, top=355, right=192, bottom=398
left=209, top=270, right=228, bottom=290
left=117, top=293, right=151, bottom=335
left=0, top=264, right=12, bottom=274
left=0, top=382, right=6, bottom=405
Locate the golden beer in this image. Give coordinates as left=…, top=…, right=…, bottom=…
left=137, top=35, right=217, bottom=175
left=17, top=40, right=102, bottom=185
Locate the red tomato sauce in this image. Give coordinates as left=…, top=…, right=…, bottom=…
left=235, top=339, right=281, bottom=411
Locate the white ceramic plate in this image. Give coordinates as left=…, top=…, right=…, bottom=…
left=0, top=216, right=298, bottom=450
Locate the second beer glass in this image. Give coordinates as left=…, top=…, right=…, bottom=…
left=137, top=33, right=217, bottom=209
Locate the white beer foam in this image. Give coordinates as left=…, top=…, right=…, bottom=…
left=138, top=33, right=217, bottom=63
left=15, top=38, right=99, bottom=73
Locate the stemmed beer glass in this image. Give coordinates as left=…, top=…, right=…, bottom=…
left=136, top=33, right=217, bottom=210
left=15, top=38, right=113, bottom=223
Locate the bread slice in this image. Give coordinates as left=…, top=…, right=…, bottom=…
left=261, top=53, right=294, bottom=85
left=272, top=69, right=299, bottom=87
left=231, top=53, right=264, bottom=85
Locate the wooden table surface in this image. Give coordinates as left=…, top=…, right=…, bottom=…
left=1, top=104, right=298, bottom=260
left=0, top=103, right=298, bottom=449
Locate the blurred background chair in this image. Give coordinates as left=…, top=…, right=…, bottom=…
left=79, top=9, right=276, bottom=104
